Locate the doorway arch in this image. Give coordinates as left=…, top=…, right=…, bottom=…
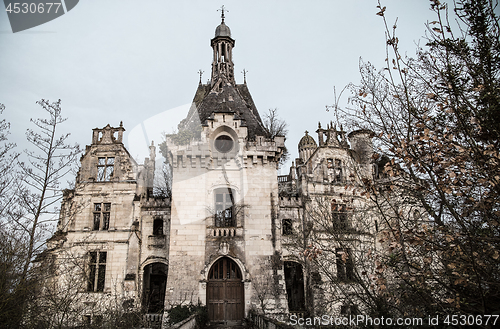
left=206, top=257, right=244, bottom=323
left=284, top=261, right=305, bottom=312
left=142, top=263, right=168, bottom=313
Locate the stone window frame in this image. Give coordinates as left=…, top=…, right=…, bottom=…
left=336, top=248, right=355, bottom=282
left=282, top=218, right=293, bottom=236
left=331, top=200, right=349, bottom=230
left=93, top=203, right=111, bottom=231
left=97, top=156, right=115, bottom=182
left=327, top=158, right=343, bottom=183
left=87, top=251, right=107, bottom=292
left=153, top=217, right=164, bottom=236
left=214, top=188, right=235, bottom=228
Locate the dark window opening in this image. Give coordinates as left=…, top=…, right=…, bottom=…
left=87, top=251, right=106, bottom=292
left=97, top=157, right=114, bottom=181
left=328, top=158, right=343, bottom=182
left=215, top=188, right=235, bottom=227
left=282, top=218, right=293, bottom=236
left=153, top=218, right=164, bottom=236
left=284, top=262, right=305, bottom=312
left=336, top=249, right=355, bottom=281
left=331, top=201, right=348, bottom=230
left=93, top=203, right=111, bottom=231
left=341, top=304, right=359, bottom=315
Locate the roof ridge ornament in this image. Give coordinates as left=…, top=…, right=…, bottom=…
left=218, top=5, right=228, bottom=24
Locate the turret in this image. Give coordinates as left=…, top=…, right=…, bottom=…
left=298, top=131, right=317, bottom=162
left=348, top=129, right=374, bottom=164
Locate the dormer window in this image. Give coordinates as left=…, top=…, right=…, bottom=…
left=97, top=157, right=114, bottom=181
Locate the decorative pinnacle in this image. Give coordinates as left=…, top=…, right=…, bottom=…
left=218, top=5, right=228, bottom=23
left=305, top=130, right=309, bottom=135
left=198, top=69, right=204, bottom=84
left=242, top=69, right=248, bottom=84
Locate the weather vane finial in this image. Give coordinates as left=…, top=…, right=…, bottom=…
left=218, top=5, right=228, bottom=23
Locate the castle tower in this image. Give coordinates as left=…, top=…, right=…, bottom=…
left=162, top=12, right=288, bottom=323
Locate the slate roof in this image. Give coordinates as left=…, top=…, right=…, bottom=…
left=180, top=82, right=267, bottom=140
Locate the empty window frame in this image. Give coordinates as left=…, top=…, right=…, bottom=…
left=214, top=188, right=235, bottom=227
left=87, top=251, right=107, bottom=292
left=336, top=248, right=355, bottom=281
left=97, top=157, right=115, bottom=181
left=153, top=218, right=164, bottom=236
left=93, top=203, right=111, bottom=231
left=331, top=201, right=349, bottom=230
left=327, top=158, right=343, bottom=182
left=282, top=218, right=293, bottom=236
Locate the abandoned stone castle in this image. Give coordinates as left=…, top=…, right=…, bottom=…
left=43, top=14, right=377, bottom=325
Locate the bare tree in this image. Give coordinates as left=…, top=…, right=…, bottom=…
left=0, top=100, right=81, bottom=328
left=334, top=0, right=500, bottom=318
left=263, top=108, right=289, bottom=167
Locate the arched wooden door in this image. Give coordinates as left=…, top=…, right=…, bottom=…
left=207, top=257, right=244, bottom=323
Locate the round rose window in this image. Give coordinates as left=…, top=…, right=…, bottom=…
left=214, top=135, right=234, bottom=153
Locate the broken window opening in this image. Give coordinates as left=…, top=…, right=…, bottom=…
left=331, top=201, right=349, bottom=230
left=87, top=251, right=106, bottom=292
left=336, top=249, right=355, bottom=281
left=153, top=218, right=164, bottom=236
left=97, top=157, right=115, bottom=182
left=215, top=188, right=235, bottom=228
left=282, top=218, right=293, bottom=236
left=93, top=203, right=111, bottom=231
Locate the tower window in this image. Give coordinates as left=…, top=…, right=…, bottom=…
left=153, top=218, right=164, bottom=236
left=336, top=249, right=354, bottom=281
left=331, top=201, right=348, bottom=230
left=87, top=251, right=107, bottom=292
left=282, top=218, right=293, bottom=236
left=97, top=157, right=114, bottom=181
left=93, top=203, right=111, bottom=231
left=214, top=188, right=235, bottom=227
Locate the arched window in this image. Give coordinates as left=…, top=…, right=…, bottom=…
left=208, top=257, right=242, bottom=280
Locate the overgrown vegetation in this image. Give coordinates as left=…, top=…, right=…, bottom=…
left=327, top=0, right=500, bottom=321
left=167, top=303, right=208, bottom=328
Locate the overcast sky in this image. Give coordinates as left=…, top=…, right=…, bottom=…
left=0, top=0, right=437, bottom=174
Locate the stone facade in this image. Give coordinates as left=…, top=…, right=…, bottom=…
left=43, top=15, right=379, bottom=325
